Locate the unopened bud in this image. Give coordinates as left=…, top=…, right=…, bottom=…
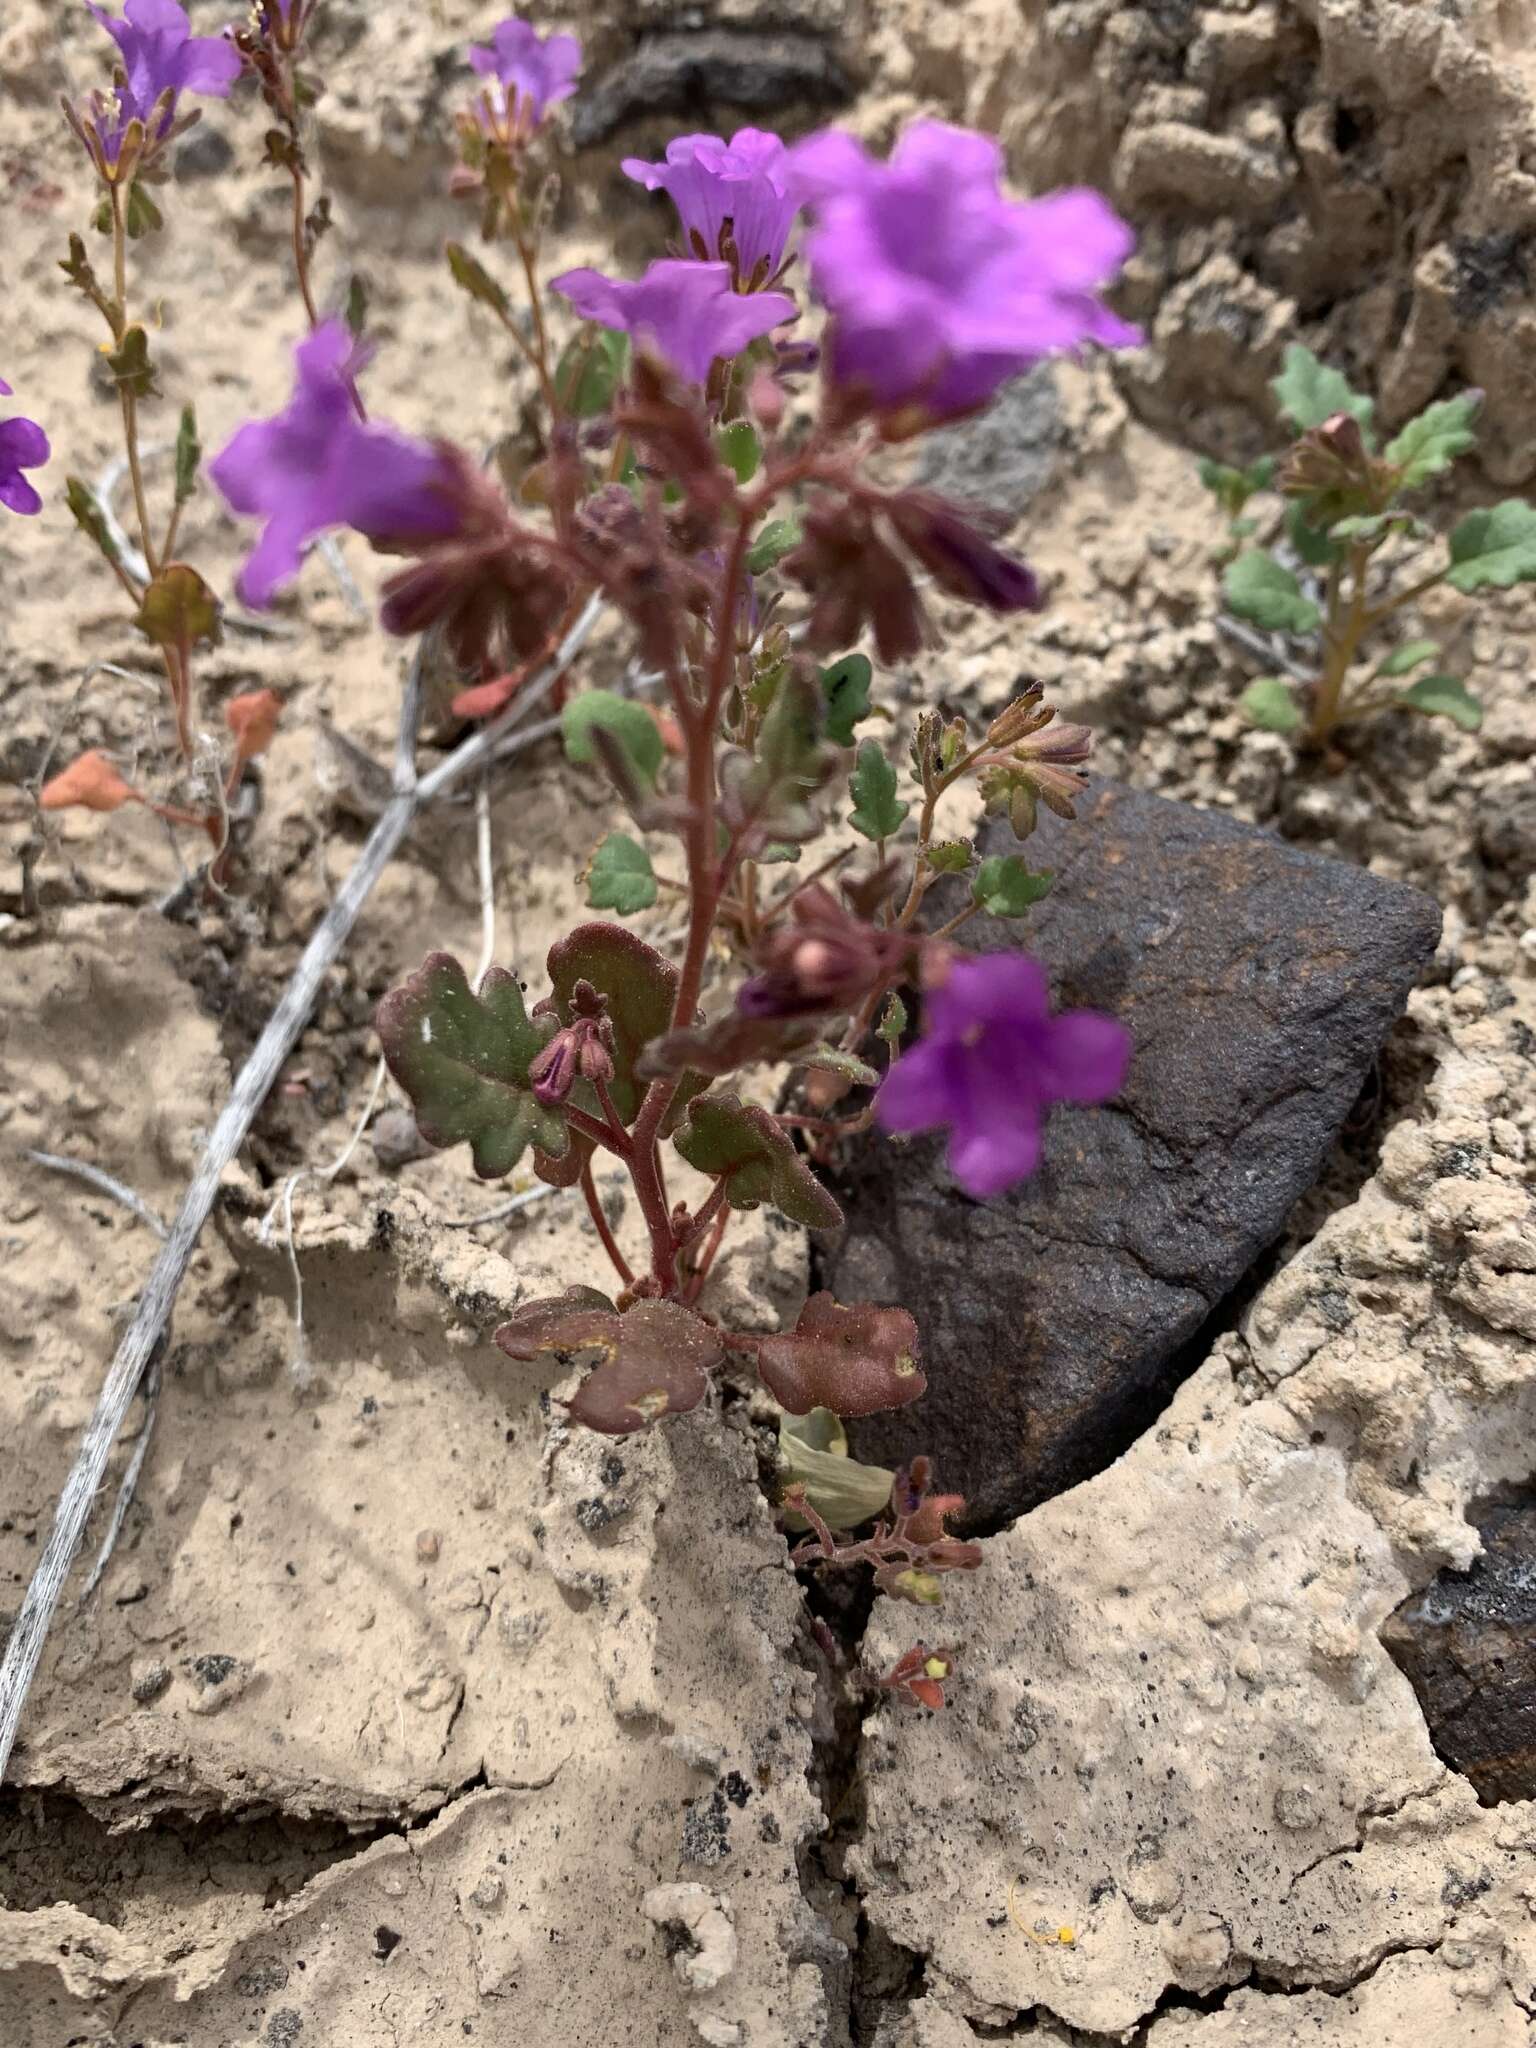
left=748, top=369, right=785, bottom=433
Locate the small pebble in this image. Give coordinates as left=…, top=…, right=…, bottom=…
left=416, top=1529, right=441, bottom=1563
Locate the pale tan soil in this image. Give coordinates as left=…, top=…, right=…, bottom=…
left=1, top=3, right=1535, bottom=2045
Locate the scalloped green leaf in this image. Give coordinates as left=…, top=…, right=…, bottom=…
left=1375, top=638, right=1439, bottom=679
left=1397, top=674, right=1482, bottom=731
left=375, top=952, right=566, bottom=1180
left=1385, top=391, right=1482, bottom=488
left=972, top=854, right=1054, bottom=916
left=563, top=690, right=663, bottom=788
left=672, top=1092, right=842, bottom=1231
left=821, top=652, right=874, bottom=746
left=1286, top=499, right=1342, bottom=568
left=1239, top=677, right=1303, bottom=732
left=1223, top=552, right=1321, bottom=635
left=849, top=739, right=908, bottom=842
left=586, top=833, right=657, bottom=915
left=1446, top=500, right=1536, bottom=593
left=1271, top=344, right=1375, bottom=439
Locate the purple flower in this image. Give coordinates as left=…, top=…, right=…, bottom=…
left=550, top=260, right=796, bottom=387
left=875, top=952, right=1130, bottom=1198
left=0, top=379, right=50, bottom=517
left=622, top=128, right=799, bottom=283
left=786, top=119, right=1140, bottom=417
left=88, top=0, right=241, bottom=136
left=208, top=322, right=459, bottom=609
left=468, top=16, right=581, bottom=133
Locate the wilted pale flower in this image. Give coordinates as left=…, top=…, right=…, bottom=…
left=787, top=119, right=1139, bottom=418
left=468, top=16, right=581, bottom=138
left=876, top=952, right=1130, bottom=1197
left=622, top=129, right=799, bottom=285
left=208, top=322, right=458, bottom=608
left=0, top=379, right=50, bottom=517
left=551, top=260, right=796, bottom=386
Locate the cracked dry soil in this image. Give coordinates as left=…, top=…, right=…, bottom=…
left=4, top=0, right=1536, bottom=2043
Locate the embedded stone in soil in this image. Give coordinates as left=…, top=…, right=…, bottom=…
left=821, top=779, right=1442, bottom=1529
left=1381, top=1493, right=1536, bottom=1805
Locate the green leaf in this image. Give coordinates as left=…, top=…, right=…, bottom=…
left=1239, top=678, right=1303, bottom=732
left=876, top=993, right=908, bottom=1048
left=1223, top=551, right=1321, bottom=634
left=673, top=1093, right=843, bottom=1231
left=747, top=515, right=802, bottom=575
left=1446, top=499, right=1536, bottom=593
left=1286, top=499, right=1342, bottom=568
left=1375, top=638, right=1439, bottom=679
left=1271, top=344, right=1375, bottom=439
left=173, top=404, right=200, bottom=506
left=105, top=325, right=158, bottom=401
left=586, top=833, right=658, bottom=915
left=345, top=273, right=370, bottom=339
left=972, top=854, right=1054, bottom=916
left=555, top=324, right=629, bottom=418
left=64, top=475, right=122, bottom=569
left=123, top=182, right=162, bottom=238
left=720, top=668, right=836, bottom=844
left=849, top=739, right=909, bottom=842
left=563, top=690, right=663, bottom=788
left=1398, top=674, right=1482, bottom=731
left=798, top=1046, right=880, bottom=1088
left=134, top=564, right=221, bottom=651
left=778, top=1408, right=896, bottom=1534
left=545, top=921, right=681, bottom=1128
left=925, top=839, right=973, bottom=876
left=1385, top=391, right=1482, bottom=488
left=821, top=653, right=874, bottom=746
left=717, top=418, right=761, bottom=484
left=1198, top=453, right=1276, bottom=517
left=445, top=240, right=511, bottom=319
left=59, top=233, right=113, bottom=324
left=375, top=952, right=565, bottom=1180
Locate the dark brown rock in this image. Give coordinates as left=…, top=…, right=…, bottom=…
left=822, top=780, right=1442, bottom=1529
left=570, top=31, right=852, bottom=149
left=1382, top=1498, right=1536, bottom=1805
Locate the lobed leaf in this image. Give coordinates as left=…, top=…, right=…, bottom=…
left=1285, top=499, right=1342, bottom=568
left=105, top=325, right=158, bottom=401
left=1223, top=551, right=1321, bottom=635
left=563, top=689, right=664, bottom=788
left=39, top=750, right=134, bottom=813
left=1375, top=638, right=1439, bottom=679
left=586, top=832, right=658, bottom=915
left=495, top=1293, right=723, bottom=1435
left=134, top=564, right=221, bottom=652
left=747, top=515, right=802, bottom=574
left=821, top=652, right=874, bottom=746
left=375, top=952, right=566, bottom=1180
left=1385, top=391, right=1481, bottom=488
left=849, top=739, right=909, bottom=842
left=545, top=921, right=679, bottom=1126
left=972, top=854, right=1053, bottom=916
left=1445, top=499, right=1536, bottom=593
left=1238, top=677, right=1303, bottom=732
left=673, top=1093, right=842, bottom=1231
left=1397, top=674, right=1482, bottom=731
left=756, top=1293, right=926, bottom=1417
left=1271, top=343, right=1375, bottom=439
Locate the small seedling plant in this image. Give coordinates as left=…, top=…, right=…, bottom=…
left=16, top=7, right=1145, bottom=1685
left=1209, top=343, right=1536, bottom=748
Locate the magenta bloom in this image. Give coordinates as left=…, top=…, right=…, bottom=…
left=468, top=17, right=581, bottom=130
left=0, top=379, right=49, bottom=517
left=622, top=128, right=799, bottom=282
left=208, top=323, right=458, bottom=608
left=786, top=120, right=1139, bottom=417
left=551, top=260, right=796, bottom=386
left=876, top=953, right=1130, bottom=1198
left=88, top=0, right=241, bottom=134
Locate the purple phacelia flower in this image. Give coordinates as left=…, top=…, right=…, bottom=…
left=0, top=379, right=50, bottom=517
left=550, top=259, right=796, bottom=387
left=87, top=0, right=242, bottom=135
left=875, top=952, right=1130, bottom=1198
left=622, top=128, right=799, bottom=285
left=468, top=16, right=581, bottom=137
left=786, top=119, right=1140, bottom=418
left=208, top=322, right=458, bottom=609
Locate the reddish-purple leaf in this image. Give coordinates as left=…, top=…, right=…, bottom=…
left=495, top=1293, right=724, bottom=1435
left=756, top=1292, right=925, bottom=1416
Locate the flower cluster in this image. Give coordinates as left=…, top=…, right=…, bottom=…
left=67, top=0, right=240, bottom=180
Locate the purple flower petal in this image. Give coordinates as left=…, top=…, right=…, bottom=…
left=209, top=320, right=457, bottom=609
left=88, top=0, right=239, bottom=144
left=875, top=949, right=1131, bottom=1198
left=467, top=16, right=581, bottom=127
left=0, top=472, right=44, bottom=517
left=787, top=117, right=1139, bottom=417
left=0, top=405, right=49, bottom=517
left=622, top=128, right=799, bottom=278
left=551, top=259, right=796, bottom=386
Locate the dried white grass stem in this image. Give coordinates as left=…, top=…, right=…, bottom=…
left=77, top=1354, right=162, bottom=1605
left=0, top=595, right=602, bottom=1784
left=473, top=773, right=496, bottom=990
left=23, top=1150, right=169, bottom=1240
